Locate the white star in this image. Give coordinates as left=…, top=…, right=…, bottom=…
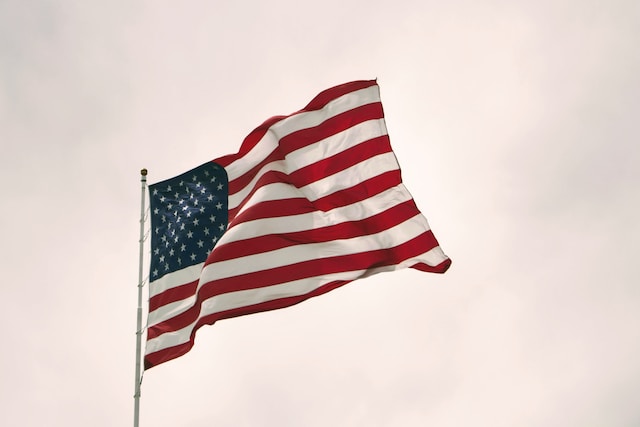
left=219, top=223, right=226, bottom=231
left=193, top=218, right=200, bottom=226
left=190, top=253, right=196, bottom=261
left=216, top=202, right=223, bottom=210
left=207, top=194, right=213, bottom=202
left=204, top=227, right=210, bottom=236
left=197, top=240, right=204, bottom=248
left=217, top=183, right=224, bottom=191
left=167, top=185, right=172, bottom=192
left=169, top=249, right=175, bottom=256
left=154, top=208, right=159, bottom=215
left=187, top=231, right=193, bottom=238
left=153, top=269, right=158, bottom=276
left=153, top=189, right=158, bottom=196
left=209, top=215, right=216, bottom=223
left=181, top=244, right=186, bottom=252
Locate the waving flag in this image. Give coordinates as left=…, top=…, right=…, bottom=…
left=145, top=80, right=451, bottom=369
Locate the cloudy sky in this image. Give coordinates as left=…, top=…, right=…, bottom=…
left=2, top=1, right=639, bottom=426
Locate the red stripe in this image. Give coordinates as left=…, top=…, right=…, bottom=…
left=278, top=103, right=384, bottom=154
left=146, top=230, right=443, bottom=366
left=149, top=200, right=418, bottom=311
left=226, top=168, right=402, bottom=228
left=200, top=231, right=440, bottom=297
left=144, top=277, right=354, bottom=369
left=214, top=115, right=286, bottom=169
left=219, top=81, right=378, bottom=186
left=288, top=135, right=392, bottom=188
left=146, top=231, right=438, bottom=340
left=230, top=197, right=316, bottom=224
left=145, top=340, right=193, bottom=369
left=226, top=103, right=384, bottom=198
left=227, top=170, right=289, bottom=221
left=213, top=200, right=420, bottom=262
left=149, top=279, right=198, bottom=312
left=411, top=257, right=452, bottom=274
left=149, top=199, right=419, bottom=312
left=302, top=80, right=378, bottom=112
left=227, top=135, right=394, bottom=221
left=312, top=170, right=401, bottom=212
left=226, top=146, right=284, bottom=196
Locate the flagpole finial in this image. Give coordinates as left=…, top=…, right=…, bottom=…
left=141, top=168, right=148, bottom=176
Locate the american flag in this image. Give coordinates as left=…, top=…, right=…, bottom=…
left=144, top=80, right=451, bottom=369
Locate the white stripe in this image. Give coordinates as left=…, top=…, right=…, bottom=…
left=227, top=184, right=415, bottom=242
left=224, top=86, right=381, bottom=181
left=146, top=244, right=447, bottom=355
left=300, top=152, right=399, bottom=202
left=270, top=86, right=381, bottom=140
left=145, top=269, right=366, bottom=354
left=231, top=151, right=400, bottom=219
left=198, top=213, right=429, bottom=287
left=148, top=262, right=204, bottom=299
left=227, top=118, right=387, bottom=210
left=148, top=295, right=196, bottom=327
left=149, top=212, right=430, bottom=328
left=227, top=160, right=287, bottom=210
left=147, top=185, right=421, bottom=325
left=231, top=182, right=304, bottom=220
left=149, top=184, right=416, bottom=302
left=358, top=246, right=449, bottom=279
left=283, top=118, right=387, bottom=173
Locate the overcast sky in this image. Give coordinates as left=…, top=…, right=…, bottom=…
left=2, top=1, right=639, bottom=426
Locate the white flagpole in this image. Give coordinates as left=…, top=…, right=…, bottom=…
left=134, top=168, right=147, bottom=427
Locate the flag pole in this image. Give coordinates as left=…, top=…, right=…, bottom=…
left=134, top=168, right=147, bottom=427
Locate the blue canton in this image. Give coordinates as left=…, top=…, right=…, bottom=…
left=149, top=162, right=228, bottom=281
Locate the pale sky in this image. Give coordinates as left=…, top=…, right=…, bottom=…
left=1, top=1, right=639, bottom=426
